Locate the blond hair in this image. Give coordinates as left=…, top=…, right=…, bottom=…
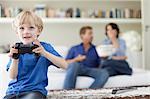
left=12, top=10, right=43, bottom=33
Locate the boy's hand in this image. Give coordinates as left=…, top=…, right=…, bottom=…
left=8, top=44, right=18, bottom=59
left=74, top=54, right=86, bottom=62
left=32, top=40, right=47, bottom=56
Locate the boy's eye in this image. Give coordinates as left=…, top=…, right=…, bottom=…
left=30, top=26, right=35, bottom=29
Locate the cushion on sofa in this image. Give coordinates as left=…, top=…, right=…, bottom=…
left=46, top=66, right=150, bottom=90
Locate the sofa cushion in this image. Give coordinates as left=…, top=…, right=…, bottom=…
left=46, top=66, right=150, bottom=90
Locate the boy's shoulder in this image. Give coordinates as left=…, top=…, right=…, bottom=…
left=40, top=42, right=54, bottom=50
left=40, top=41, right=51, bottom=46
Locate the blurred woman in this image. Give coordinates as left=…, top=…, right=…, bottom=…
left=100, top=23, right=132, bottom=77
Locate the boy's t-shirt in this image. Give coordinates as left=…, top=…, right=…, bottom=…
left=6, top=42, right=61, bottom=96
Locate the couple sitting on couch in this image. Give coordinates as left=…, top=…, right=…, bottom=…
left=64, top=23, right=132, bottom=89
left=4, top=11, right=132, bottom=99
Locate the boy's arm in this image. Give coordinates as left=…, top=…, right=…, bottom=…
left=8, top=59, right=19, bottom=79
left=8, top=46, right=19, bottom=79
left=33, top=40, right=68, bottom=69
left=43, top=51, right=68, bottom=69
left=66, top=59, right=77, bottom=64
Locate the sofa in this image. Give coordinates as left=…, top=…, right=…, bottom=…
left=1, top=46, right=150, bottom=98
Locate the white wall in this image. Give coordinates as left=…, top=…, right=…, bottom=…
left=0, top=23, right=141, bottom=47
left=142, top=0, right=150, bottom=70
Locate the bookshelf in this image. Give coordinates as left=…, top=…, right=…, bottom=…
left=0, top=18, right=142, bottom=24
left=0, top=0, right=142, bottom=44
left=0, top=0, right=142, bottom=42
left=0, top=0, right=141, bottom=19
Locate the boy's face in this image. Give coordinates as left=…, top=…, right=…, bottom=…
left=17, top=23, right=40, bottom=44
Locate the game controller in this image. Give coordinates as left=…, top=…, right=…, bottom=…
left=12, top=42, right=40, bottom=59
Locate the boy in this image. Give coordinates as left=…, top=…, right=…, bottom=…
left=4, top=11, right=67, bottom=99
